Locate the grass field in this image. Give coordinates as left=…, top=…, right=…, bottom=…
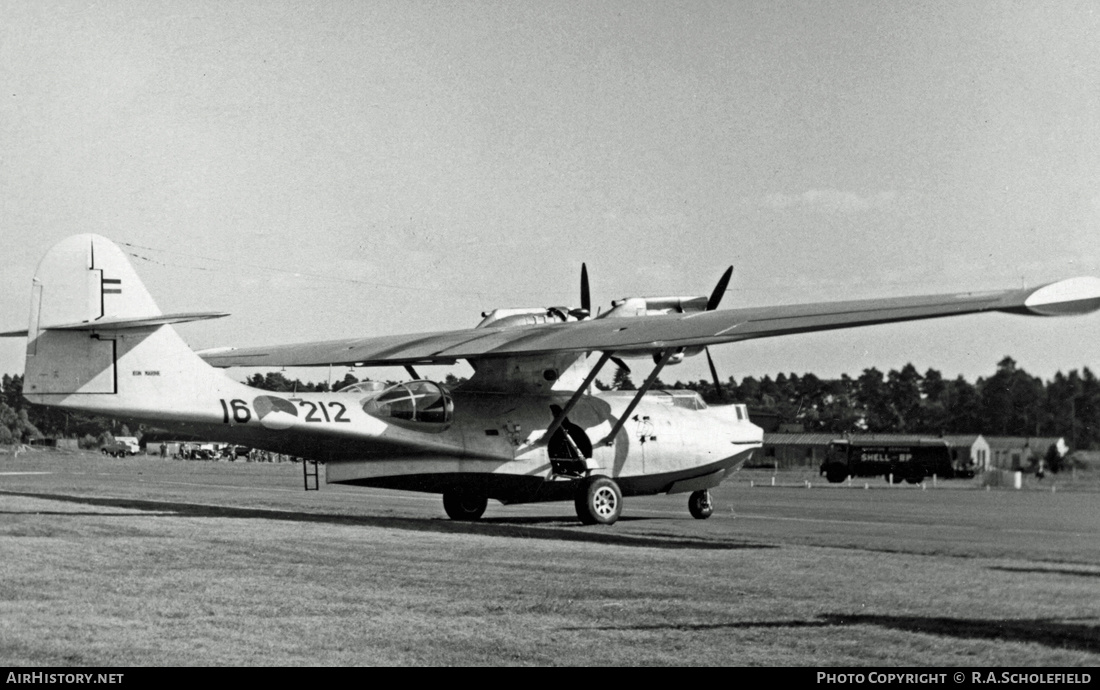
left=1, top=449, right=1098, bottom=666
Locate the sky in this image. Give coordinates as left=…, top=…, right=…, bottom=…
left=2, top=1, right=1098, bottom=388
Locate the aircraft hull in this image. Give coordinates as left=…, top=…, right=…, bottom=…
left=335, top=449, right=756, bottom=504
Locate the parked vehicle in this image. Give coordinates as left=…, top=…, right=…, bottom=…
left=820, top=439, right=955, bottom=484
left=101, top=436, right=140, bottom=457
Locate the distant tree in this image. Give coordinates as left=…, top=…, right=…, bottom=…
left=978, top=356, right=1044, bottom=435
left=332, top=373, right=359, bottom=391
left=886, top=364, right=922, bottom=433
left=1078, top=367, right=1100, bottom=450
left=443, top=373, right=468, bottom=388
left=735, top=376, right=761, bottom=404
left=920, top=368, right=949, bottom=433
left=2, top=374, right=22, bottom=409
left=611, top=366, right=635, bottom=391
left=815, top=376, right=861, bottom=433
left=945, top=375, right=982, bottom=434
left=855, top=368, right=892, bottom=432
left=243, top=371, right=325, bottom=393
left=1043, top=370, right=1080, bottom=444
left=0, top=402, right=39, bottom=444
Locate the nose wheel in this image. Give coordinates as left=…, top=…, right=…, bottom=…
left=688, top=490, right=713, bottom=519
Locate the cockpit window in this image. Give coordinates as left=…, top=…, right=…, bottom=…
left=362, top=381, right=454, bottom=428
left=338, top=381, right=387, bottom=394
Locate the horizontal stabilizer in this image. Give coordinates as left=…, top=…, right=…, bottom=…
left=43, top=312, right=229, bottom=331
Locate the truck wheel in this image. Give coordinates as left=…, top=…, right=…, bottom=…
left=823, top=464, right=848, bottom=483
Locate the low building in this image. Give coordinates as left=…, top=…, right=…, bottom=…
left=941, top=435, right=990, bottom=471
left=757, top=433, right=840, bottom=469
left=985, top=437, right=1067, bottom=471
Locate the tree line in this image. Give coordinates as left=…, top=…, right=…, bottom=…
left=3, top=356, right=1099, bottom=449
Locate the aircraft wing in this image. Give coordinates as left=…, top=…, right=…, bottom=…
left=199, top=277, right=1100, bottom=368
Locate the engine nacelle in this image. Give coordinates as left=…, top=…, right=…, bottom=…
left=477, top=307, right=577, bottom=329
left=654, top=350, right=686, bottom=365
left=602, top=295, right=708, bottom=318
left=648, top=346, right=705, bottom=365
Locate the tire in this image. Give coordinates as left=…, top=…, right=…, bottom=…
left=442, top=491, right=488, bottom=521
left=101, top=449, right=108, bottom=455
left=574, top=476, right=622, bottom=525
left=823, top=464, right=847, bottom=484
left=688, top=490, right=713, bottom=520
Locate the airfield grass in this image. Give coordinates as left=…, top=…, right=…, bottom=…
left=1, top=449, right=1099, bottom=666
left=2, top=499, right=1099, bottom=665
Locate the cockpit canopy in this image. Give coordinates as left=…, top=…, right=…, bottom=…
left=337, top=381, right=387, bottom=394
left=361, top=380, right=454, bottom=430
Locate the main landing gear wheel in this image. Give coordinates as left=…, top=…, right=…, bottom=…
left=442, top=491, right=488, bottom=521
left=574, top=476, right=622, bottom=525
left=688, top=489, right=714, bottom=520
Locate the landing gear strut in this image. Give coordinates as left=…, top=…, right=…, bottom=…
left=574, top=475, right=622, bottom=525
left=442, top=491, right=488, bottom=521
left=688, top=489, right=713, bottom=520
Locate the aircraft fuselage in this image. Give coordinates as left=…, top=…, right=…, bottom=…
left=28, top=370, right=761, bottom=504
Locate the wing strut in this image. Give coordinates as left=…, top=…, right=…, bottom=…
left=539, top=351, right=614, bottom=444
left=600, top=349, right=675, bottom=446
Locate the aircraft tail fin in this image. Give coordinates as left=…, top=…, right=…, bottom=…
left=22, top=235, right=224, bottom=412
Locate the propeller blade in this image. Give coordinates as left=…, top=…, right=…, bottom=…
left=610, top=356, right=631, bottom=375
left=707, top=266, right=734, bottom=311
left=581, top=263, right=591, bottom=314
left=706, top=347, right=724, bottom=401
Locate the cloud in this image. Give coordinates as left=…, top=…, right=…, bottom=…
left=757, top=189, right=900, bottom=213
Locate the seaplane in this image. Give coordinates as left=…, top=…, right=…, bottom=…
left=5, top=235, right=1100, bottom=524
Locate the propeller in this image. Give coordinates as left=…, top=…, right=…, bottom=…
left=707, top=266, right=733, bottom=311
left=705, top=266, right=733, bottom=400
left=580, top=263, right=627, bottom=371
left=568, top=263, right=592, bottom=319
left=581, top=263, right=590, bottom=314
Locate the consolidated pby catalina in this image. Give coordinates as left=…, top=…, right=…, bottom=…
left=6, top=235, right=1100, bottom=524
